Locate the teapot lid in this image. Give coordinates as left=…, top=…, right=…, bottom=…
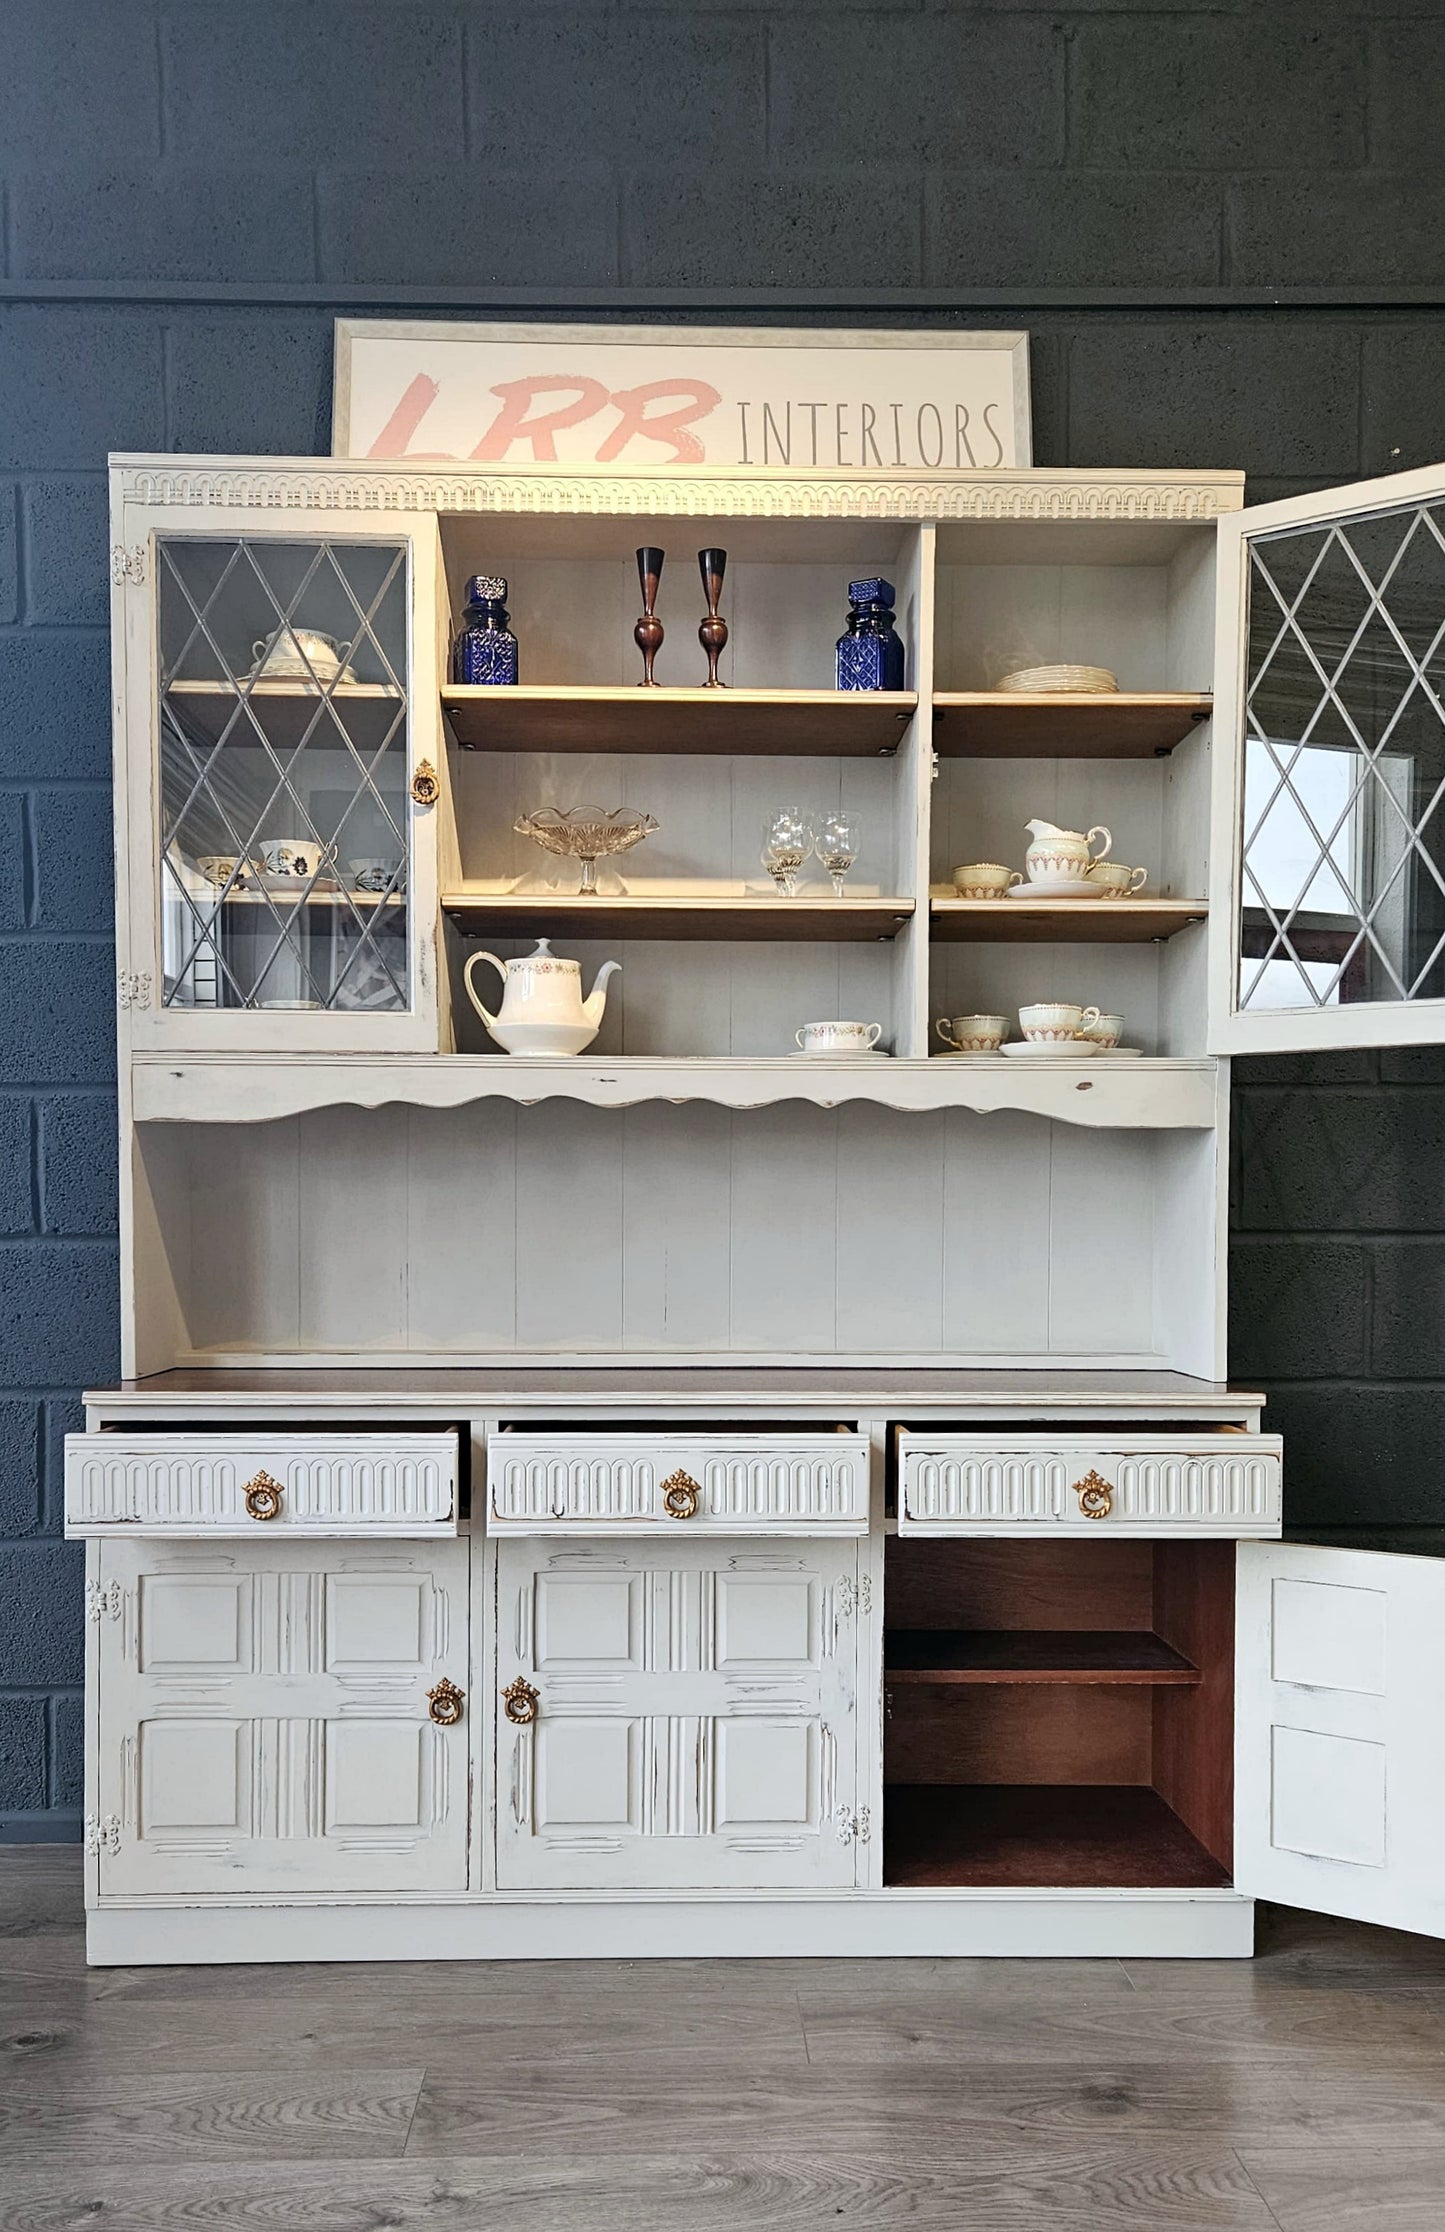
left=519, top=936, right=577, bottom=969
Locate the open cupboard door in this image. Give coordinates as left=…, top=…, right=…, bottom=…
left=1209, top=463, right=1445, bottom=1055
left=1236, top=1543, right=1445, bottom=1937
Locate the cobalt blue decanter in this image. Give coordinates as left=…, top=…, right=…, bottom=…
left=454, top=574, right=519, bottom=685
left=835, top=577, right=904, bottom=692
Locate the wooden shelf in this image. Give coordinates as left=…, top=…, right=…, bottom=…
left=933, top=692, right=1212, bottom=760
left=443, top=685, right=918, bottom=757
left=885, top=1630, right=1201, bottom=1686
left=181, top=887, right=403, bottom=910
left=930, top=895, right=1207, bottom=943
left=441, top=892, right=914, bottom=942
left=164, top=681, right=404, bottom=752
left=883, top=1785, right=1230, bottom=1889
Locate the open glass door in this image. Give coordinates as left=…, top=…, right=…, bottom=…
left=1210, top=464, right=1445, bottom=1053
left=1236, top=1543, right=1445, bottom=1938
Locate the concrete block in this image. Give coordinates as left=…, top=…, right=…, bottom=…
left=0, top=309, right=164, bottom=471
left=0, top=1401, right=42, bottom=1539
left=1229, top=1237, right=1368, bottom=1380
left=0, top=1543, right=84, bottom=1686
left=1379, top=1046, right=1445, bottom=1085
left=1263, top=1385, right=1445, bottom=1527
left=1067, top=321, right=1359, bottom=478
left=13, top=168, right=316, bottom=285
left=49, top=1691, right=84, bottom=1810
left=0, top=944, right=115, bottom=1088
left=769, top=17, right=1061, bottom=166
left=22, top=477, right=108, bottom=628
left=1, top=1, right=160, bottom=163
left=0, top=1697, right=47, bottom=1815
left=1370, top=1241, right=1445, bottom=1377
left=473, top=18, right=766, bottom=165
left=164, top=9, right=464, bottom=164
left=0, top=631, right=111, bottom=783
left=1361, top=327, right=1445, bottom=476
left=927, top=175, right=1221, bottom=289
left=0, top=1099, right=34, bottom=1237
left=623, top=175, right=922, bottom=289
left=166, top=313, right=333, bottom=456
left=1234, top=1086, right=1445, bottom=1234
left=0, top=794, right=26, bottom=932
left=0, top=1243, right=119, bottom=1387
left=319, top=168, right=618, bottom=287
left=1074, top=20, right=1364, bottom=171
left=31, top=788, right=115, bottom=935
left=1231, top=178, right=1445, bottom=289
left=0, top=484, right=17, bottom=625
left=1233, top=1050, right=1378, bottom=1088
left=39, top=1095, right=117, bottom=1238
left=1370, top=25, right=1445, bottom=172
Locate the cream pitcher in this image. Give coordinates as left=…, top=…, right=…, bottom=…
left=464, top=936, right=619, bottom=1057
left=1023, top=817, right=1112, bottom=888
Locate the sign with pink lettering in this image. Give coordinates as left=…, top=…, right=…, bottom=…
left=332, top=322, right=1031, bottom=472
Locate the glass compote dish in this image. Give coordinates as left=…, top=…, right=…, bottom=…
left=514, top=805, right=659, bottom=895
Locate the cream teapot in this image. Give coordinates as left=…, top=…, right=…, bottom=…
left=464, top=936, right=619, bottom=1057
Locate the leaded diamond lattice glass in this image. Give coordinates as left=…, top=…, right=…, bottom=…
left=1239, top=499, right=1445, bottom=1015
left=157, top=537, right=410, bottom=1012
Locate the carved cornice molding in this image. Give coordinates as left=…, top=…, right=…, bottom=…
left=118, top=462, right=1244, bottom=524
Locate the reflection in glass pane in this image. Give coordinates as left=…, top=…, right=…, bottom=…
left=156, top=538, right=410, bottom=1013
left=1238, top=499, right=1445, bottom=1014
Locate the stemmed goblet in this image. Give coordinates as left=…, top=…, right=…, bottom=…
left=761, top=809, right=814, bottom=898
left=814, top=813, right=860, bottom=898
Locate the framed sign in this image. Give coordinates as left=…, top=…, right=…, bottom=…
left=333, top=322, right=1032, bottom=471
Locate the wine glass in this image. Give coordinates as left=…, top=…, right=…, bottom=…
left=761, top=809, right=814, bottom=898
left=815, top=813, right=860, bottom=898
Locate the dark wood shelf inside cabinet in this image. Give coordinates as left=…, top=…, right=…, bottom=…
left=443, top=685, right=918, bottom=757
left=932, top=692, right=1212, bottom=759
left=930, top=895, right=1207, bottom=943
left=441, top=892, right=915, bottom=941
left=884, top=1785, right=1230, bottom=1889
left=885, top=1629, right=1201, bottom=1685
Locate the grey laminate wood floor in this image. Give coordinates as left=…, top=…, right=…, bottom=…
left=4, top=1850, right=1445, bottom=2230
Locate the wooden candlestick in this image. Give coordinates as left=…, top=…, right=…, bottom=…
left=634, top=547, right=665, bottom=686
left=698, top=547, right=728, bottom=688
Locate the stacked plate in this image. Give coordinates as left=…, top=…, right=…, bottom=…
left=997, top=664, right=1118, bottom=694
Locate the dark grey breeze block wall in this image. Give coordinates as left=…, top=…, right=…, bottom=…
left=4, top=0, right=1445, bottom=1835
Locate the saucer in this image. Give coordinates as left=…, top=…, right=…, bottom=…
left=1091, top=1045, right=1143, bottom=1058
left=1007, top=879, right=1105, bottom=901
left=1000, top=1039, right=1103, bottom=1061
left=788, top=1049, right=891, bottom=1061
left=934, top=1049, right=1006, bottom=1060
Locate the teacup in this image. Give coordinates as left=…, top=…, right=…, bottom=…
left=1086, top=860, right=1148, bottom=898
left=936, top=1013, right=1007, bottom=1053
left=259, top=837, right=337, bottom=880
left=250, top=627, right=354, bottom=682
left=1024, top=823, right=1112, bottom=886
left=796, top=1020, right=883, bottom=1055
left=1019, top=1001, right=1102, bottom=1044
left=952, top=862, right=1022, bottom=900
left=1077, top=1011, right=1124, bottom=1048
left=348, top=857, right=406, bottom=895
left=195, top=854, right=247, bottom=889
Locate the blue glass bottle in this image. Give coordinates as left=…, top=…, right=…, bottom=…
left=836, top=577, right=905, bottom=692
left=454, top=574, right=519, bottom=685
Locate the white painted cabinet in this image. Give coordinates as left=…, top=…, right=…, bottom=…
left=89, top=1539, right=470, bottom=1897
left=1235, top=1542, right=1445, bottom=1939
left=493, top=1538, right=864, bottom=1891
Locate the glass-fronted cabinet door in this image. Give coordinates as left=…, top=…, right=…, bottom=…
left=112, top=494, right=444, bottom=1050
left=1210, top=463, right=1445, bottom=1054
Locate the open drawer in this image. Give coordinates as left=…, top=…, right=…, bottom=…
left=896, top=1428, right=1281, bottom=1537
left=487, top=1429, right=870, bottom=1534
left=64, top=1431, right=460, bottom=1537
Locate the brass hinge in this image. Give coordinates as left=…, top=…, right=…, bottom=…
left=111, top=543, right=147, bottom=586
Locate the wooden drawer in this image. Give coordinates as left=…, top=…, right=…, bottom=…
left=488, top=1432, right=870, bottom=1534
left=64, top=1432, right=459, bottom=1537
left=896, top=1430, right=1281, bottom=1537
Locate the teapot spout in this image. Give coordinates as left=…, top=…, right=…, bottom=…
left=582, top=958, right=621, bottom=1027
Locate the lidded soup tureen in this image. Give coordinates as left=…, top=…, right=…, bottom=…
left=463, top=937, right=619, bottom=1057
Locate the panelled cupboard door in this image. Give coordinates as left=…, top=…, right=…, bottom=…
left=1236, top=1543, right=1445, bottom=1938
left=494, top=1539, right=863, bottom=1891
left=93, top=1539, right=470, bottom=1898
left=113, top=497, right=445, bottom=1054
left=1210, top=462, right=1445, bottom=1054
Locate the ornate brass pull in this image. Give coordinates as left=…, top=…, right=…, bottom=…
left=410, top=758, right=439, bottom=807
left=661, top=1468, right=701, bottom=1520
left=242, top=1469, right=284, bottom=1522
left=503, top=1677, right=540, bottom=1726
left=427, top=1678, right=465, bottom=1727
left=1072, top=1468, right=1114, bottom=1521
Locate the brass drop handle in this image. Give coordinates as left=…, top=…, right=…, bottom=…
left=503, top=1677, right=540, bottom=1726
left=1072, top=1468, right=1114, bottom=1521
left=661, top=1468, right=701, bottom=1520
left=410, top=758, right=439, bottom=807
left=242, top=1469, right=284, bottom=1521
left=427, top=1678, right=465, bottom=1726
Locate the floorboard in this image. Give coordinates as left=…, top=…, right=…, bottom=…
left=5, top=1848, right=1445, bottom=2228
